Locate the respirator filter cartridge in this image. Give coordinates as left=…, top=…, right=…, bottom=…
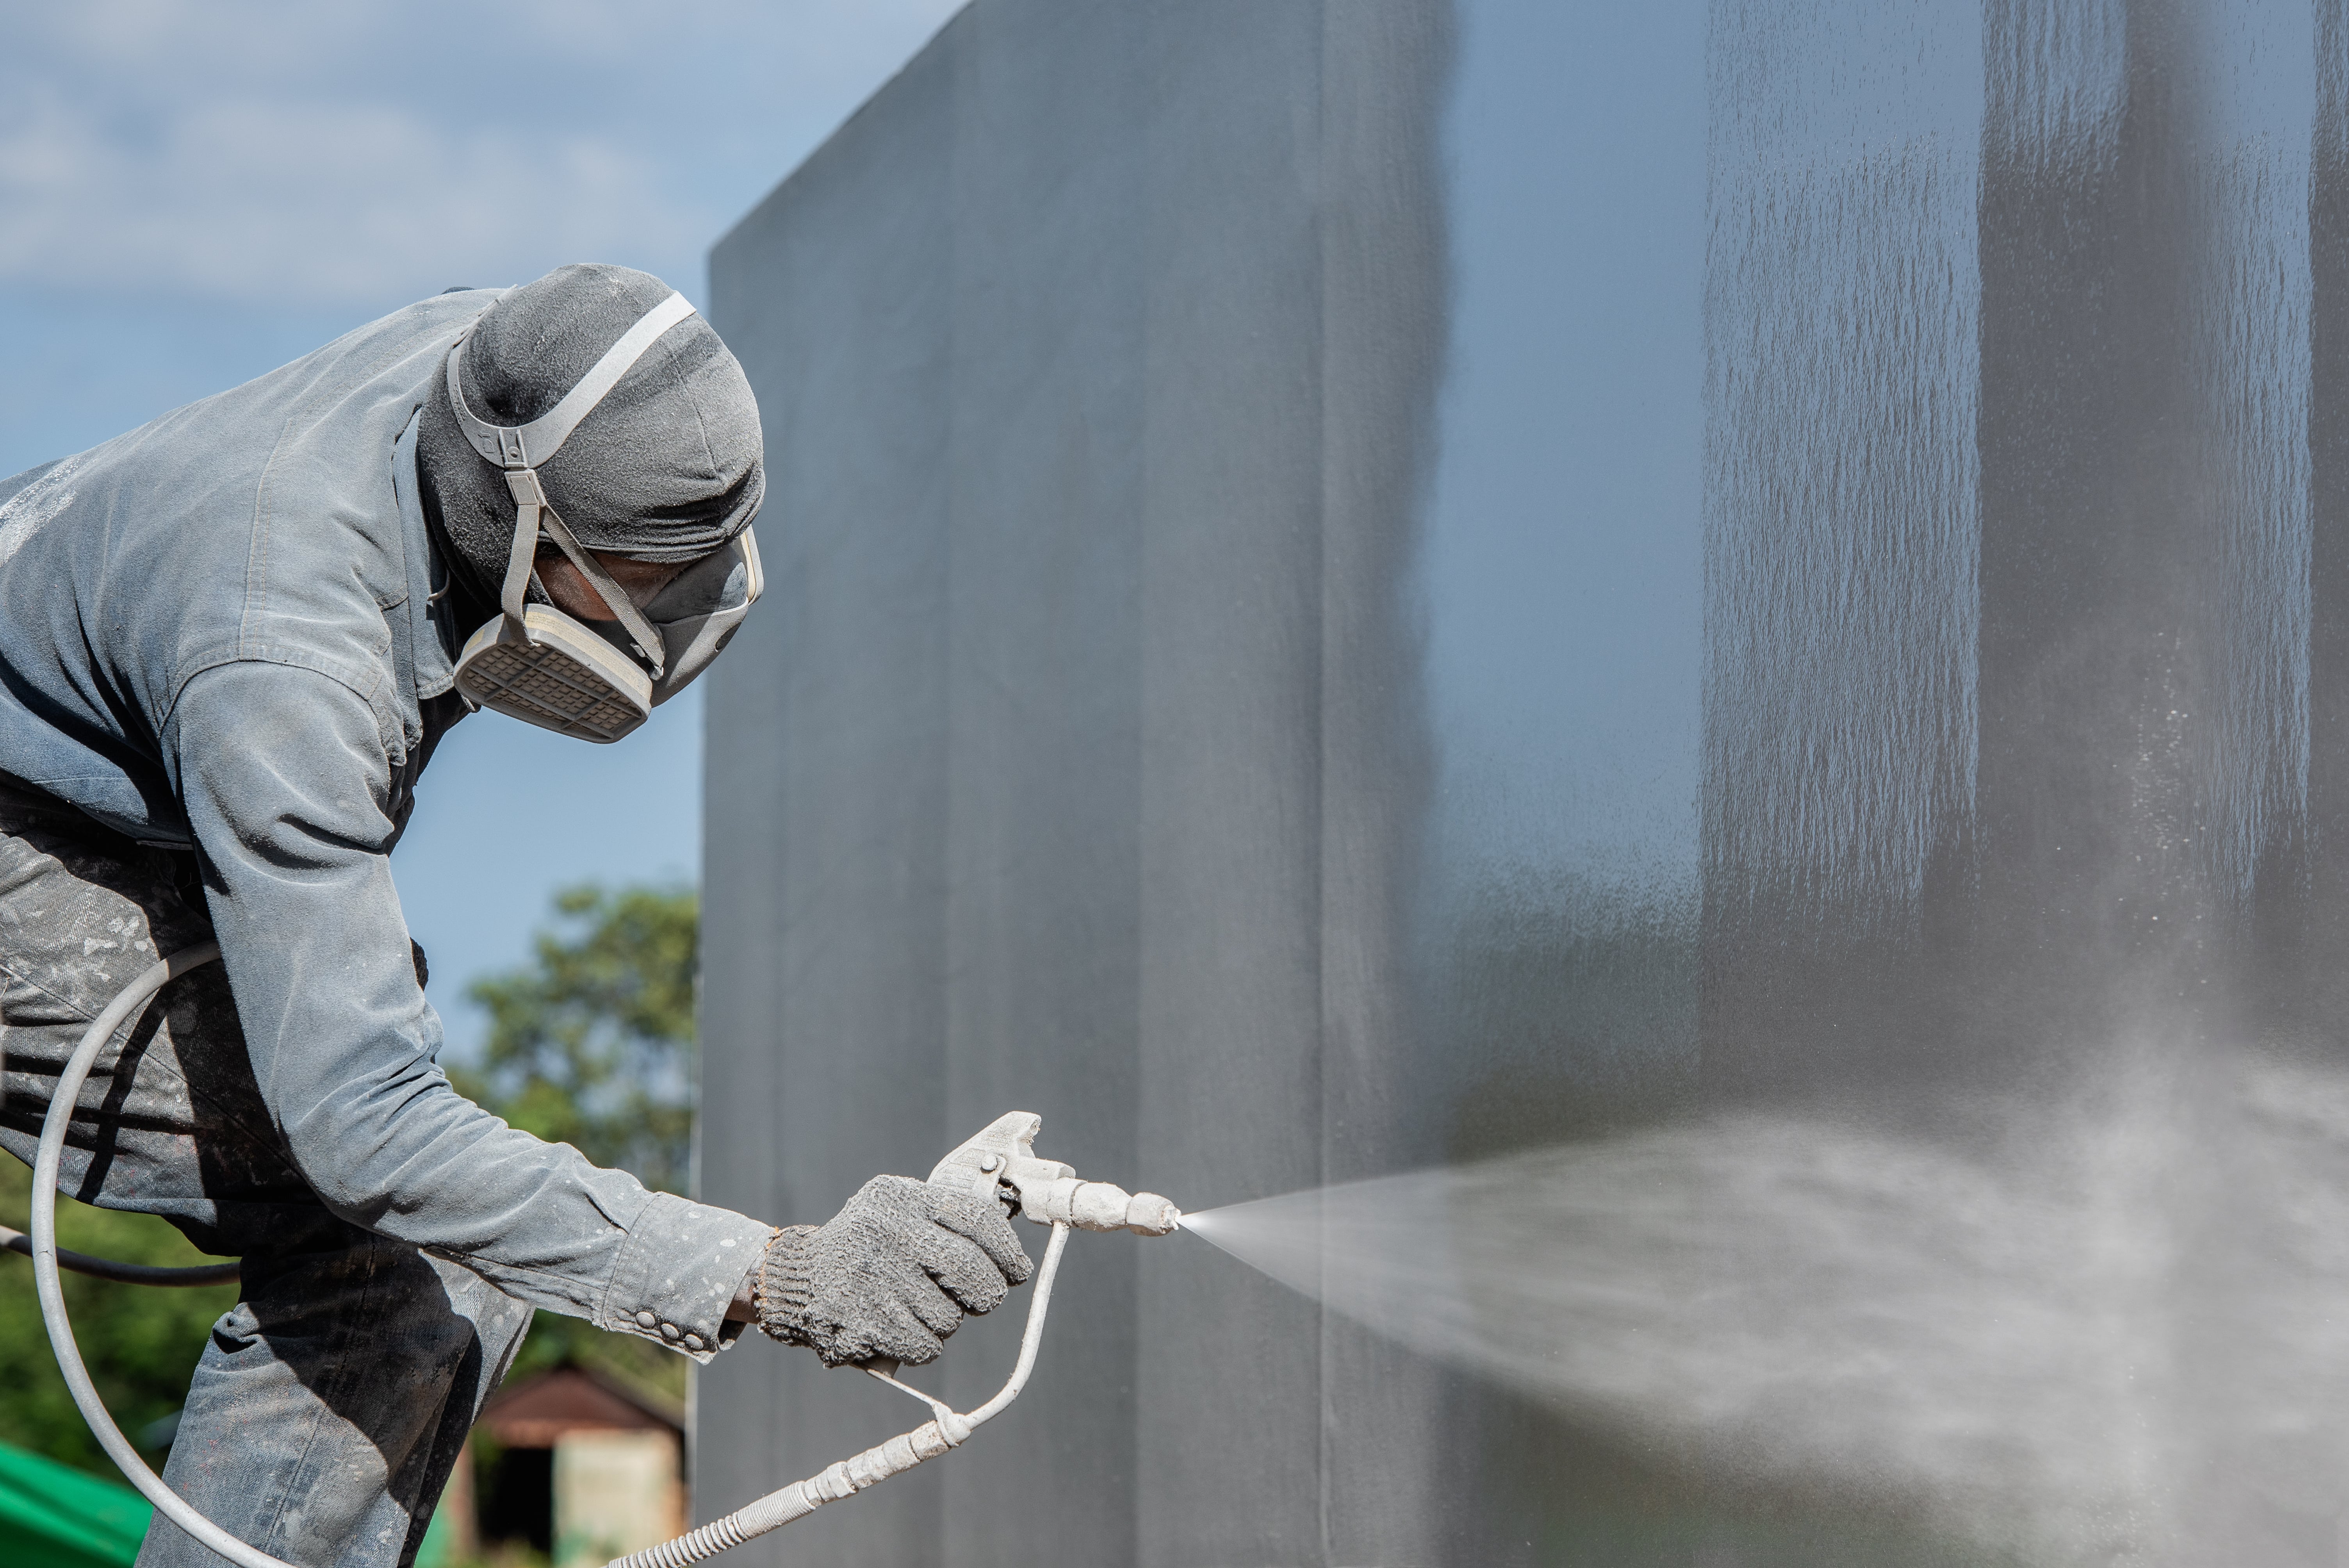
left=454, top=607, right=653, bottom=742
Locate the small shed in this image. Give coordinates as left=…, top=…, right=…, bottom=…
left=479, top=1363, right=683, bottom=1449
left=471, top=1363, right=685, bottom=1568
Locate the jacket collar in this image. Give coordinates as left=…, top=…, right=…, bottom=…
left=392, top=410, right=460, bottom=702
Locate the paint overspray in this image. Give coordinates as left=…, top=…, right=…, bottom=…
left=1212, top=2, right=2349, bottom=1559
left=1179, top=1034, right=2349, bottom=1564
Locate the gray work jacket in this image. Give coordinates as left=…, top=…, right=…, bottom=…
left=0, top=291, right=768, bottom=1361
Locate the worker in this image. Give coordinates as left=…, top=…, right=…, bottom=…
left=0, top=264, right=1029, bottom=1568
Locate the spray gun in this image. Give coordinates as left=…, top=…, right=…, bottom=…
left=23, top=955, right=1184, bottom=1568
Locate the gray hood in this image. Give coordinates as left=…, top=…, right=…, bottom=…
left=417, top=263, right=764, bottom=622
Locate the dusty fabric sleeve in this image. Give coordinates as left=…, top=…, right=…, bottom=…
left=164, top=659, right=768, bottom=1361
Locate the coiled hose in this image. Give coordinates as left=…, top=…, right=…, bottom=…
left=25, top=943, right=294, bottom=1568
left=4, top=946, right=239, bottom=1289
left=22, top=946, right=1076, bottom=1568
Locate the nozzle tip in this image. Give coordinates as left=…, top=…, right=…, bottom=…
left=1124, top=1192, right=1182, bottom=1237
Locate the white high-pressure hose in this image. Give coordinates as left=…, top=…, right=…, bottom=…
left=601, top=1221, right=1073, bottom=1568
left=26, top=943, right=297, bottom=1568
left=30, top=946, right=1080, bottom=1568
left=4, top=944, right=239, bottom=1287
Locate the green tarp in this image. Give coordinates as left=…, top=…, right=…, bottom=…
left=0, top=1440, right=151, bottom=1568
left=0, top=1436, right=467, bottom=1566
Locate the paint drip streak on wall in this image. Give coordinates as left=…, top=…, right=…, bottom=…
left=2197, top=0, right=2314, bottom=902
left=1702, top=0, right=1982, bottom=937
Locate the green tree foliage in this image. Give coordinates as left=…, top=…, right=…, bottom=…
left=453, top=883, right=697, bottom=1197
left=453, top=882, right=700, bottom=1409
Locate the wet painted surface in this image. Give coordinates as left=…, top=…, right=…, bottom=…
left=702, top=0, right=2349, bottom=1562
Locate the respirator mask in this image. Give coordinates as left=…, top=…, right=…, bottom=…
left=444, top=290, right=763, bottom=742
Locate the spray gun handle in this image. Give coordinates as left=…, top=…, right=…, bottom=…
left=927, top=1112, right=1181, bottom=1237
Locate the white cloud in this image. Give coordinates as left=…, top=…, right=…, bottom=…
left=0, top=0, right=966, bottom=308
left=0, top=87, right=691, bottom=304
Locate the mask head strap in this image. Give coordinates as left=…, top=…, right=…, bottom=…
left=444, top=290, right=699, bottom=675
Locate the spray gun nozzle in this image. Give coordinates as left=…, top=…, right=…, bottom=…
left=927, top=1113, right=1183, bottom=1236
left=1120, top=1191, right=1182, bottom=1236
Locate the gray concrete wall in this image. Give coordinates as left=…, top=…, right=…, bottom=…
left=702, top=5, right=1447, bottom=1563
left=701, top=0, right=2349, bottom=1563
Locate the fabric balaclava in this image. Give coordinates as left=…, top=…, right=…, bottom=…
left=417, top=263, right=764, bottom=637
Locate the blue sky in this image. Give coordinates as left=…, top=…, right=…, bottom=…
left=0, top=0, right=966, bottom=1051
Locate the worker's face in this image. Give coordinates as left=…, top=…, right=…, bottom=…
left=537, top=548, right=688, bottom=622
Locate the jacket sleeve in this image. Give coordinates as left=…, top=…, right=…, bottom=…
left=164, top=659, right=770, bottom=1360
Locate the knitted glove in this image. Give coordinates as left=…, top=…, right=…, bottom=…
left=756, top=1174, right=1034, bottom=1367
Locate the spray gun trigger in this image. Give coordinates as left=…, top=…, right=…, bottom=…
left=975, top=1151, right=1018, bottom=1213
left=927, top=1112, right=1052, bottom=1200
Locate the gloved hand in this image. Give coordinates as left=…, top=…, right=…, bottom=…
left=755, top=1174, right=1034, bottom=1367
